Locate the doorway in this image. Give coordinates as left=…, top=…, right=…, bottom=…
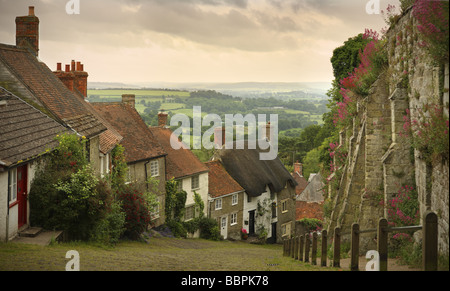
left=16, top=165, right=28, bottom=228
left=248, top=210, right=255, bottom=235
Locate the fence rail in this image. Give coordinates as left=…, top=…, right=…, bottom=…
left=282, top=211, right=438, bottom=271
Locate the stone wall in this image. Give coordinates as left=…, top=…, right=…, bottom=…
left=327, top=7, right=449, bottom=255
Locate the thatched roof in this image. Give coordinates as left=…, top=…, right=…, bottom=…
left=213, top=141, right=297, bottom=197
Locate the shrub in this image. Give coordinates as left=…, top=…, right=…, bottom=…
left=117, top=184, right=153, bottom=240
left=29, top=134, right=124, bottom=243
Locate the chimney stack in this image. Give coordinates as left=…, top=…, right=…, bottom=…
left=54, top=60, right=88, bottom=98
left=73, top=61, right=88, bottom=98
left=16, top=6, right=40, bottom=57
left=122, top=94, right=135, bottom=108
left=158, top=110, right=168, bottom=127
left=261, top=122, right=272, bottom=141
left=294, top=161, right=303, bottom=176
left=214, top=127, right=226, bottom=148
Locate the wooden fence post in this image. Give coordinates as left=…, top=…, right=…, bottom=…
left=377, top=218, right=388, bottom=271
left=333, top=227, right=340, bottom=268
left=299, top=235, right=304, bottom=262
left=312, top=232, right=317, bottom=265
left=423, top=211, right=438, bottom=271
left=296, top=236, right=302, bottom=260
left=321, top=230, right=327, bottom=267
left=294, top=236, right=299, bottom=260
left=291, top=237, right=295, bottom=258
left=304, top=234, right=310, bottom=263
left=351, top=223, right=360, bottom=271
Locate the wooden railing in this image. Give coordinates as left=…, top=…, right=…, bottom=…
left=283, top=211, right=438, bottom=271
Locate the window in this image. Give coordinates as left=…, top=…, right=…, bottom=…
left=185, top=205, right=195, bottom=221
left=230, top=213, right=237, bottom=225
left=150, top=197, right=160, bottom=220
left=150, top=160, right=159, bottom=177
left=272, top=202, right=277, bottom=218
left=232, top=194, right=238, bottom=205
left=281, top=199, right=288, bottom=213
left=176, top=179, right=183, bottom=192
left=191, top=175, right=200, bottom=190
left=215, top=198, right=222, bottom=210
left=8, top=168, right=17, bottom=204
left=281, top=222, right=291, bottom=237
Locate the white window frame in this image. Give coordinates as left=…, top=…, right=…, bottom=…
left=232, top=194, right=238, bottom=205
left=150, top=160, right=159, bottom=177
left=191, top=175, right=200, bottom=190
left=281, top=199, right=288, bottom=213
left=215, top=198, right=222, bottom=210
left=8, top=168, right=17, bottom=205
left=230, top=213, right=237, bottom=225
left=185, top=205, right=195, bottom=221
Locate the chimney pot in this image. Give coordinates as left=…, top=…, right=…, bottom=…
left=71, top=60, right=75, bottom=71
left=57, top=63, right=62, bottom=71
left=29, top=6, right=35, bottom=16
left=65, top=64, right=70, bottom=72
left=76, top=61, right=82, bottom=71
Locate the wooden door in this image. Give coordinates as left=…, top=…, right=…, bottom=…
left=17, top=165, right=28, bottom=228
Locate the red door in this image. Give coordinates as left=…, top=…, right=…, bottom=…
left=17, top=165, right=28, bottom=228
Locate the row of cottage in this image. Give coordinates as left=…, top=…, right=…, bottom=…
left=0, top=7, right=324, bottom=243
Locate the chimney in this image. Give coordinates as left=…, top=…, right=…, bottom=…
left=122, top=94, right=135, bottom=108
left=294, top=161, right=303, bottom=176
left=214, top=127, right=226, bottom=148
left=158, top=110, right=168, bottom=127
left=73, top=61, right=88, bottom=98
left=54, top=63, right=75, bottom=92
left=261, top=122, right=272, bottom=141
left=16, top=6, right=40, bottom=57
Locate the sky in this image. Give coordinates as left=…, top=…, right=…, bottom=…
left=0, top=0, right=400, bottom=85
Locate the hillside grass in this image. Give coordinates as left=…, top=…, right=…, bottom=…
left=0, top=238, right=340, bottom=271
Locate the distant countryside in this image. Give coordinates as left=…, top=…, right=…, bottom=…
left=87, top=87, right=330, bottom=176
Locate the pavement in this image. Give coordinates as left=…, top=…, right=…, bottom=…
left=12, top=230, right=63, bottom=246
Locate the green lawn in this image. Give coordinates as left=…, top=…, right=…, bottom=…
left=0, top=237, right=340, bottom=271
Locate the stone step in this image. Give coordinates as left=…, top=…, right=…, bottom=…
left=19, top=227, right=43, bottom=238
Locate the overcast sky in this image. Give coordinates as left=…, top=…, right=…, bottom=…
left=0, top=0, right=400, bottom=84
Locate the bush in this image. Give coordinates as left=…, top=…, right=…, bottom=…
left=198, top=218, right=221, bottom=241
left=29, top=134, right=125, bottom=244
left=117, top=184, right=153, bottom=240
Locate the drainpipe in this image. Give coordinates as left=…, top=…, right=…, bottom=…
left=144, top=160, right=150, bottom=191
left=5, top=169, right=10, bottom=243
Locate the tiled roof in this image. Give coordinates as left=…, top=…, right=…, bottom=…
left=0, top=44, right=106, bottom=138
left=292, top=172, right=308, bottom=195
left=91, top=102, right=166, bottom=163
left=149, top=127, right=209, bottom=179
left=205, top=160, right=244, bottom=198
left=0, top=87, right=71, bottom=167
left=296, top=201, right=324, bottom=221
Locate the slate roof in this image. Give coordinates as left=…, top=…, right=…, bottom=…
left=149, top=126, right=209, bottom=179
left=91, top=102, right=166, bottom=164
left=205, top=160, right=244, bottom=198
left=0, top=87, right=71, bottom=167
left=297, top=173, right=325, bottom=202
left=213, top=141, right=297, bottom=197
left=0, top=43, right=106, bottom=138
